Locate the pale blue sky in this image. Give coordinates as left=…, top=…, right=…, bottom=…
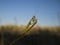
left=0, top=0, right=60, bottom=26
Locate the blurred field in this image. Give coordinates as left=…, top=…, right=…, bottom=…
left=0, top=25, right=60, bottom=45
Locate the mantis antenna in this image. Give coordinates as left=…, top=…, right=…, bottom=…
left=10, top=16, right=37, bottom=45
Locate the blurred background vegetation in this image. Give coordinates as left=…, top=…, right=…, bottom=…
left=0, top=25, right=60, bottom=45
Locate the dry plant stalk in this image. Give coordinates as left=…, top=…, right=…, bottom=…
left=10, top=16, right=37, bottom=45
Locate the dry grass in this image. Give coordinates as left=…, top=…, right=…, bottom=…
left=0, top=25, right=60, bottom=45
left=0, top=25, right=60, bottom=35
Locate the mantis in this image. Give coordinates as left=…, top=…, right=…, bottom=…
left=10, top=16, right=37, bottom=45
left=24, top=16, right=37, bottom=33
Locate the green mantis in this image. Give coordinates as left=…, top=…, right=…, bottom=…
left=24, top=16, right=37, bottom=33
left=10, top=16, right=37, bottom=45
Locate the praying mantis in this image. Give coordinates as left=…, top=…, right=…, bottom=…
left=24, top=16, right=37, bottom=33
left=10, top=16, right=37, bottom=45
